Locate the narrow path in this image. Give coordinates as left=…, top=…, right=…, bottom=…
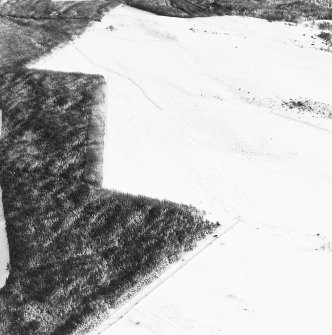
left=73, top=46, right=163, bottom=111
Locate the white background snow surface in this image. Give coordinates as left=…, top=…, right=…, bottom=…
left=24, top=5, right=332, bottom=334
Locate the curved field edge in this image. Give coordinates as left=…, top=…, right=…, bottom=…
left=0, top=70, right=217, bottom=335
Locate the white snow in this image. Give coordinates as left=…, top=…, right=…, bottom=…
left=29, top=5, right=332, bottom=335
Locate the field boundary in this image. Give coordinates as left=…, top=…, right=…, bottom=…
left=91, top=216, right=242, bottom=335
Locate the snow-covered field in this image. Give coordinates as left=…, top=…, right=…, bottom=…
left=29, top=5, right=332, bottom=334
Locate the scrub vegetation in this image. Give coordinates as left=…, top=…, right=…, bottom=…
left=126, top=0, right=332, bottom=21
left=318, top=21, right=332, bottom=30
left=283, top=98, right=332, bottom=118
left=318, top=30, right=332, bottom=42
left=0, top=70, right=216, bottom=335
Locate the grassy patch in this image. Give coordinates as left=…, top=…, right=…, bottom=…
left=0, top=70, right=217, bottom=334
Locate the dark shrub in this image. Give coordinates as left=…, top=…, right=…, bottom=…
left=318, top=31, right=332, bottom=42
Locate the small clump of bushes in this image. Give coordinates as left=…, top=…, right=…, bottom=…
left=318, top=30, right=332, bottom=42
left=318, top=21, right=332, bottom=30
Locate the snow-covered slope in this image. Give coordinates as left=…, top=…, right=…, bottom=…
left=29, top=5, right=332, bottom=335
